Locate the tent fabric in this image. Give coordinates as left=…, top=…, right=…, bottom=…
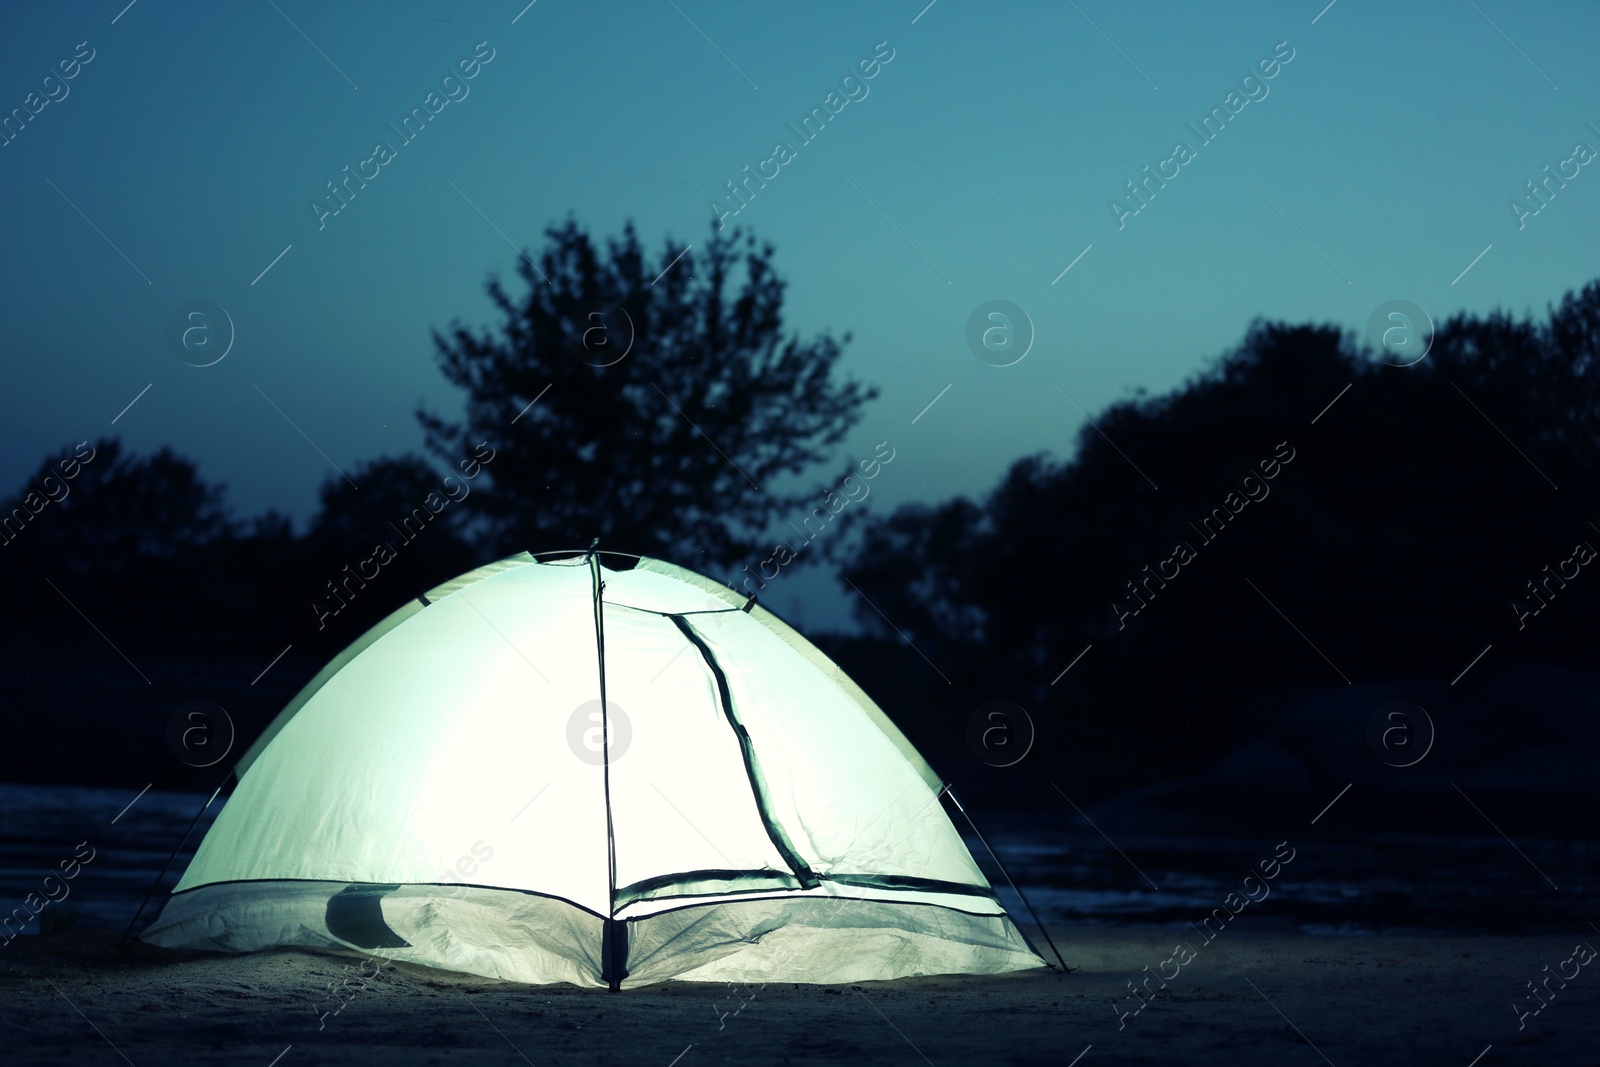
left=141, top=551, right=1046, bottom=987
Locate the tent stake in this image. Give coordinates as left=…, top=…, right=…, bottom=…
left=118, top=781, right=226, bottom=949
left=942, top=784, right=1070, bottom=973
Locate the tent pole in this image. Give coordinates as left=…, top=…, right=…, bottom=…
left=118, top=780, right=226, bottom=949
left=587, top=539, right=626, bottom=991
left=942, top=784, right=1070, bottom=973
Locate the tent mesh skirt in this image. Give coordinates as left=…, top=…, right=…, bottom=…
left=141, top=881, right=1041, bottom=987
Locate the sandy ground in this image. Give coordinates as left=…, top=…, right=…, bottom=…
left=1, top=925, right=1595, bottom=1066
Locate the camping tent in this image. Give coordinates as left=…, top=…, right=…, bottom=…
left=141, top=550, right=1047, bottom=988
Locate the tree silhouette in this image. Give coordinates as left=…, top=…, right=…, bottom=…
left=301, top=455, right=478, bottom=636
left=418, top=219, right=877, bottom=567
left=1, top=438, right=232, bottom=576
left=308, top=455, right=473, bottom=555
left=840, top=281, right=1600, bottom=798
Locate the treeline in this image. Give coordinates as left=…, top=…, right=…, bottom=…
left=832, top=280, right=1600, bottom=801
left=0, top=446, right=484, bottom=664
left=2, top=236, right=1597, bottom=803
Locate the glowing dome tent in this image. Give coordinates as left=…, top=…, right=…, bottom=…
left=141, top=550, right=1046, bottom=988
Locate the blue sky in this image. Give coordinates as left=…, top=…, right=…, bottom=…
left=2, top=0, right=1597, bottom=627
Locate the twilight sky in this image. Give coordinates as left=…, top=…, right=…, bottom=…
left=2, top=0, right=1597, bottom=627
